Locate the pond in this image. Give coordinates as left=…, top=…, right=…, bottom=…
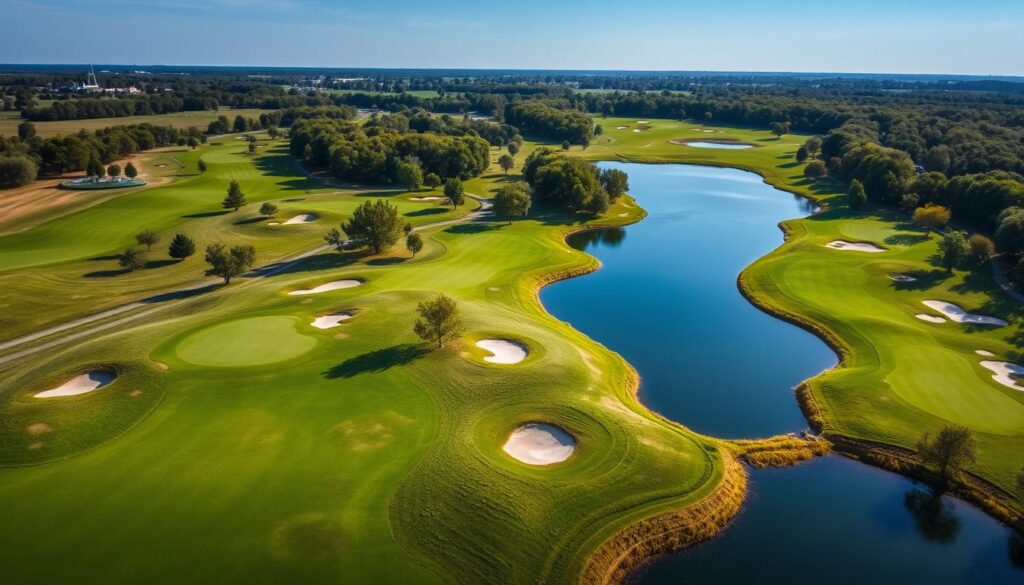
left=540, top=162, right=1022, bottom=583
left=680, top=140, right=755, bottom=149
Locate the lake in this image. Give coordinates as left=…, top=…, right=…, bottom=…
left=540, top=162, right=1022, bottom=583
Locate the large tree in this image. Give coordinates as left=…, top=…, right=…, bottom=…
left=397, top=162, right=423, bottom=191
left=600, top=168, right=629, bottom=202
left=912, top=204, right=951, bottom=235
left=413, top=294, right=464, bottom=348
left=917, top=425, right=976, bottom=481
left=204, top=243, right=256, bottom=284
left=222, top=180, right=246, bottom=211
left=118, top=247, right=147, bottom=272
left=341, top=199, right=403, bottom=254
left=444, top=178, right=465, bottom=208
left=492, top=183, right=532, bottom=224
left=847, top=179, right=867, bottom=210
left=0, top=155, right=38, bottom=188
left=124, top=162, right=138, bottom=179
left=498, top=154, right=515, bottom=175
left=406, top=232, right=423, bottom=256
left=259, top=202, right=278, bottom=218
left=937, top=230, right=969, bottom=273
left=968, top=234, right=995, bottom=263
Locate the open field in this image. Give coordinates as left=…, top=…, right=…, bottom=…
left=0, top=108, right=274, bottom=138
left=582, top=117, right=1024, bottom=505
left=0, top=131, right=730, bottom=582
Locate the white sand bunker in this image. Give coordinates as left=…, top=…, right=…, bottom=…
left=826, top=240, right=886, bottom=253
left=283, top=214, right=316, bottom=225
left=616, top=126, right=628, bottom=130
left=976, top=350, right=995, bottom=357
left=476, top=339, right=528, bottom=364
left=311, top=313, right=352, bottom=329
left=637, top=120, right=649, bottom=124
left=36, top=370, right=115, bottom=398
left=632, top=128, right=645, bottom=133
left=503, top=423, right=575, bottom=465
left=889, top=273, right=917, bottom=282
left=409, top=196, right=446, bottom=201
left=922, top=300, right=1007, bottom=326
left=288, top=280, right=362, bottom=296
left=915, top=314, right=946, bottom=324
left=703, top=129, right=716, bottom=133
left=979, top=361, right=1024, bottom=391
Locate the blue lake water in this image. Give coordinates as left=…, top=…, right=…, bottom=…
left=540, top=162, right=1023, bottom=583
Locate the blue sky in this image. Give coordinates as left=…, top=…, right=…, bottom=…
left=3, top=0, right=1023, bottom=74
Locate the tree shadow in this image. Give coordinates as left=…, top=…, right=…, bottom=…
left=404, top=207, right=448, bottom=217
left=891, top=269, right=949, bottom=291
left=144, top=259, right=177, bottom=269
left=367, top=256, right=408, bottom=266
left=885, top=233, right=930, bottom=246
left=140, top=283, right=219, bottom=304
left=282, top=198, right=306, bottom=202
left=83, top=268, right=128, bottom=278
left=255, top=251, right=358, bottom=277
left=903, top=488, right=962, bottom=544
left=445, top=223, right=501, bottom=235
left=182, top=210, right=228, bottom=219
left=88, top=254, right=120, bottom=262
left=323, top=344, right=429, bottom=378
left=234, top=216, right=268, bottom=225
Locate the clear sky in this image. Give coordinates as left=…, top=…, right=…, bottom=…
left=3, top=0, right=1023, bottom=75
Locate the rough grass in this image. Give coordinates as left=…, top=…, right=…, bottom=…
left=0, top=108, right=274, bottom=138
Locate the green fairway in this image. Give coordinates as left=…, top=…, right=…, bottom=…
left=175, top=315, right=319, bottom=367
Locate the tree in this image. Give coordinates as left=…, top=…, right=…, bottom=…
left=492, top=184, right=532, bottom=224
left=803, top=160, right=827, bottom=181
left=397, top=161, right=423, bottom=191
left=938, top=230, right=969, bottom=273
left=323, top=228, right=346, bottom=250
left=444, top=178, right=465, bottom=208
left=135, top=229, right=160, bottom=251
left=197, top=159, right=207, bottom=174
left=118, top=247, right=147, bottom=272
left=498, top=154, right=515, bottom=174
left=87, top=156, right=105, bottom=178
left=594, top=124, right=604, bottom=136
left=804, top=136, right=822, bottom=157
left=204, top=243, right=256, bottom=284
left=704, top=111, right=713, bottom=122
left=222, top=180, right=246, bottom=211
left=770, top=121, right=790, bottom=139
left=900, top=193, right=920, bottom=213
left=795, top=145, right=808, bottom=163
left=507, top=142, right=520, bottom=157
left=233, top=115, right=247, bottom=133
left=187, top=137, right=199, bottom=150
left=968, top=234, right=995, bottom=263
left=0, top=155, right=38, bottom=188
left=917, top=425, right=976, bottom=481
left=923, top=145, right=952, bottom=173
left=259, top=202, right=278, bottom=218
left=560, top=140, right=571, bottom=151
left=847, top=179, right=867, bottom=210
left=413, top=294, right=464, bottom=348
left=168, top=233, right=196, bottom=260
left=403, top=222, right=413, bottom=235
left=267, top=126, right=280, bottom=139
left=124, top=162, right=138, bottom=179
left=424, top=172, right=441, bottom=189
left=247, top=141, right=256, bottom=154
left=341, top=199, right=403, bottom=254
left=17, top=121, right=36, bottom=141
left=912, top=204, right=951, bottom=235
left=406, top=232, right=423, bottom=256
left=600, top=168, right=629, bottom=202
left=107, top=164, right=121, bottom=178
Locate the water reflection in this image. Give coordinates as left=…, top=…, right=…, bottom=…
left=904, top=488, right=963, bottom=544
left=567, top=227, right=626, bottom=251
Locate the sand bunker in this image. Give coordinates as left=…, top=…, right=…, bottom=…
left=976, top=350, right=995, bottom=357
left=289, top=280, right=363, bottom=296
left=979, top=361, right=1024, bottom=391
left=637, top=120, right=649, bottom=124
left=268, top=222, right=280, bottom=225
left=36, top=370, right=115, bottom=398
left=889, top=273, right=917, bottom=282
left=632, top=128, right=646, bottom=133
left=409, top=196, right=445, bottom=201
left=826, top=240, right=886, bottom=253
left=616, top=126, right=628, bottom=130
left=922, top=300, right=1007, bottom=326
left=311, top=313, right=352, bottom=329
left=703, top=129, right=716, bottom=133
left=283, top=214, right=316, bottom=225
left=503, top=423, right=575, bottom=465
left=915, top=314, right=947, bottom=324
left=476, top=339, right=528, bottom=364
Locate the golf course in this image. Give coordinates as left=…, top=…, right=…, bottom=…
left=0, top=112, right=1021, bottom=583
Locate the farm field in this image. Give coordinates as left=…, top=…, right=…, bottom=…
left=0, top=108, right=274, bottom=138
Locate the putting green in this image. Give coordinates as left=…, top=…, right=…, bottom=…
left=175, top=316, right=317, bottom=367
